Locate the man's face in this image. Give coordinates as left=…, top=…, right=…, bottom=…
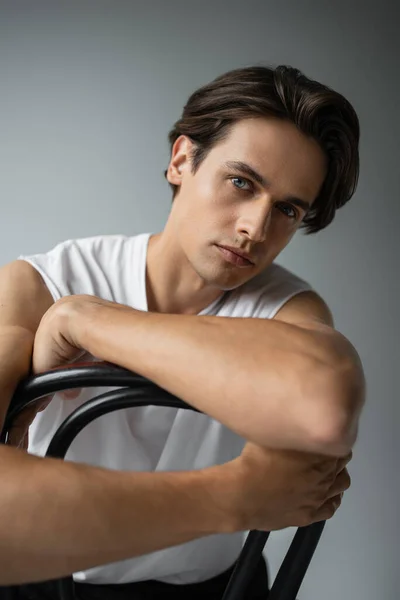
left=166, top=117, right=327, bottom=291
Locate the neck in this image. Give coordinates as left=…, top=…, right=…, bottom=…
left=145, top=230, right=224, bottom=315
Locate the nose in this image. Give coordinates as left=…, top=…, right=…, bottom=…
left=236, top=199, right=273, bottom=243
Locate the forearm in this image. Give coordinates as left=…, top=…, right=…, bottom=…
left=0, top=326, right=34, bottom=429
left=77, top=301, right=355, bottom=455
left=0, top=445, right=234, bottom=585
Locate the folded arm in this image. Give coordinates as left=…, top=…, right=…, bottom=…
left=33, top=292, right=366, bottom=456
left=0, top=262, right=233, bottom=584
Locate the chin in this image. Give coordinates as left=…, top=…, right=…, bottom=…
left=209, top=269, right=252, bottom=292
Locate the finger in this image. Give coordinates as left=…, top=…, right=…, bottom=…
left=336, top=451, right=353, bottom=472
left=314, top=493, right=343, bottom=521
left=326, top=468, right=351, bottom=499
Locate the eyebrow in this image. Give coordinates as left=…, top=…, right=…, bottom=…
left=222, top=160, right=313, bottom=214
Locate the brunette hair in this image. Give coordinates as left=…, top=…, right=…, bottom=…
left=164, top=65, right=360, bottom=234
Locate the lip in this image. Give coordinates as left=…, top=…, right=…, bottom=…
left=216, top=245, right=254, bottom=267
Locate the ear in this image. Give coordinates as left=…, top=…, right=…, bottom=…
left=166, top=135, right=193, bottom=187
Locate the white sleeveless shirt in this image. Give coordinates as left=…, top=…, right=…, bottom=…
left=18, top=232, right=313, bottom=585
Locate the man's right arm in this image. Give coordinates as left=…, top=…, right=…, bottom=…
left=0, top=444, right=234, bottom=585
left=0, top=260, right=236, bottom=585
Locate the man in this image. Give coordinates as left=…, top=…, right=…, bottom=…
left=0, top=65, right=365, bottom=599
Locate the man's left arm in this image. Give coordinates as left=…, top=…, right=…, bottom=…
left=33, top=292, right=366, bottom=457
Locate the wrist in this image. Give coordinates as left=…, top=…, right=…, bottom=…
left=201, top=463, right=244, bottom=534
left=57, top=295, right=99, bottom=352
left=63, top=296, right=143, bottom=368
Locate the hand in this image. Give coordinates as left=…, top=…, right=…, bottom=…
left=225, top=442, right=352, bottom=532
left=7, top=297, right=94, bottom=448
left=31, top=296, right=92, bottom=374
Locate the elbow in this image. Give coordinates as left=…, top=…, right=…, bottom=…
left=312, top=409, right=359, bottom=457
left=308, top=354, right=366, bottom=457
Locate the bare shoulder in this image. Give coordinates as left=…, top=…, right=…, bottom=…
left=273, top=290, right=335, bottom=329
left=0, top=260, right=54, bottom=333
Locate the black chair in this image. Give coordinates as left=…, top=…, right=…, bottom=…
left=0, top=363, right=326, bottom=600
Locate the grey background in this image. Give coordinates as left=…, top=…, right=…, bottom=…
left=0, top=1, right=398, bottom=598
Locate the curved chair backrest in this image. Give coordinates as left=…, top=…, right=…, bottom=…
left=1, top=363, right=326, bottom=600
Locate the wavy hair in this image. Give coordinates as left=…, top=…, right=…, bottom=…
left=164, top=65, right=360, bottom=234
